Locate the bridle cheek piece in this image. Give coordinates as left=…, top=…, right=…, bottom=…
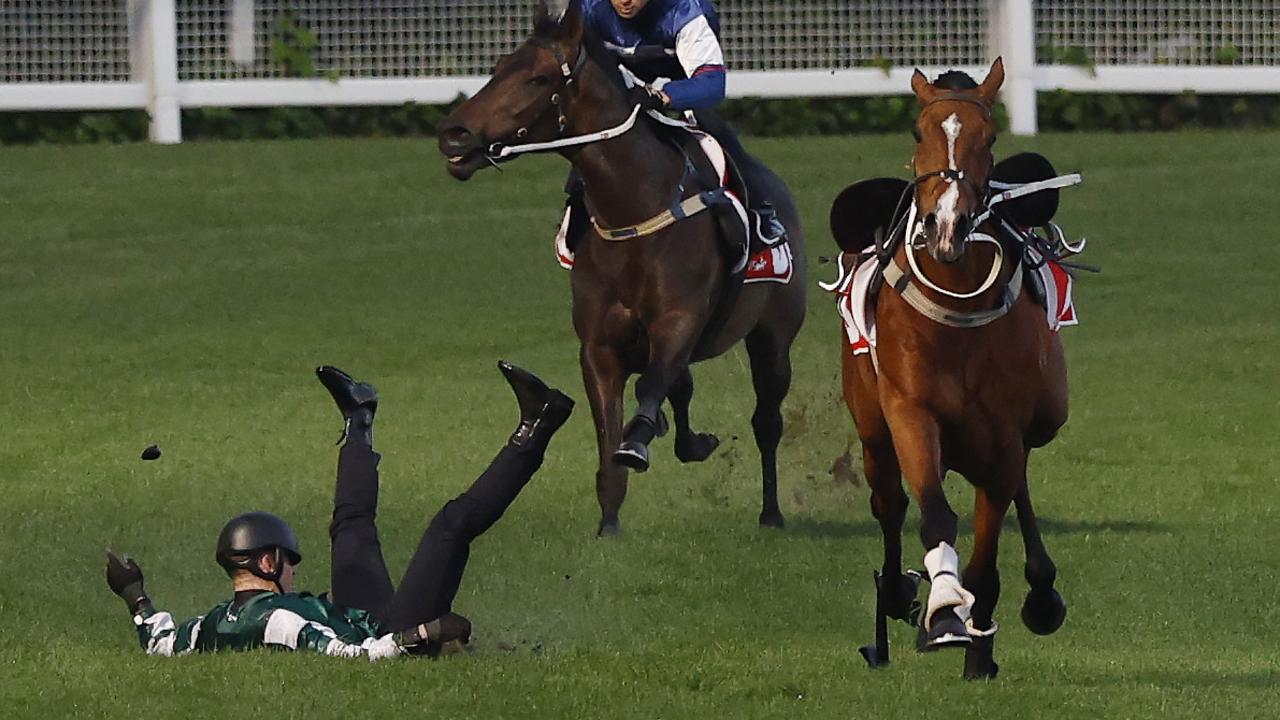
left=497, top=39, right=587, bottom=155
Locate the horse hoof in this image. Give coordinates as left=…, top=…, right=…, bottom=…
left=596, top=520, right=622, bottom=538
left=881, top=572, right=924, bottom=625
left=1021, top=588, right=1067, bottom=635
left=612, top=442, right=650, bottom=472
left=675, top=432, right=719, bottom=463
left=758, top=510, right=785, bottom=528
left=920, top=608, right=971, bottom=651
left=858, top=644, right=889, bottom=668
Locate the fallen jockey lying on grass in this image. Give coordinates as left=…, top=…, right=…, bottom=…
left=105, top=362, right=574, bottom=660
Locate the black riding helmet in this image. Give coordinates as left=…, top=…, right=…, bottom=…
left=215, top=511, right=302, bottom=583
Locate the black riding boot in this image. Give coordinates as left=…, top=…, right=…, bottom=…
left=316, top=365, right=378, bottom=446
left=498, top=360, right=575, bottom=449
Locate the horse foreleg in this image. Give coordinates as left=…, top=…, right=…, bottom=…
left=582, top=342, right=629, bottom=537
left=889, top=411, right=967, bottom=648
left=744, top=326, right=790, bottom=528
left=961, top=484, right=1014, bottom=680
left=667, top=369, right=720, bottom=463
left=613, top=314, right=699, bottom=473
left=1015, top=477, right=1067, bottom=635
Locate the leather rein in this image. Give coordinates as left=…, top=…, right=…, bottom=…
left=483, top=38, right=724, bottom=242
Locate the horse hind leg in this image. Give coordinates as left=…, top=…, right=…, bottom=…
left=1015, top=481, right=1067, bottom=635
left=744, top=326, right=790, bottom=528
left=667, top=369, right=720, bottom=463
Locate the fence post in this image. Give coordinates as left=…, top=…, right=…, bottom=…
left=129, top=0, right=181, bottom=143
left=989, top=0, right=1037, bottom=135
left=229, top=0, right=256, bottom=66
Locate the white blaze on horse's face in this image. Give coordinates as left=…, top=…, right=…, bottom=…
left=934, top=113, right=964, bottom=258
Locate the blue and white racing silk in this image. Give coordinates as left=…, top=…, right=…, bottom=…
left=581, top=0, right=726, bottom=110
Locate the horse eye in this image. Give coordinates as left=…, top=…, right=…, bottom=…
left=528, top=75, right=551, bottom=87
left=912, top=127, right=922, bottom=143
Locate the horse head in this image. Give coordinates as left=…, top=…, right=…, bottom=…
left=908, top=58, right=1004, bottom=263
left=438, top=1, right=622, bottom=180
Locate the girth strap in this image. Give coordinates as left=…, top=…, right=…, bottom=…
left=882, top=255, right=1024, bottom=328
left=591, top=188, right=731, bottom=241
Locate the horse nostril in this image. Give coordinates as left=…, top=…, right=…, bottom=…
left=439, top=125, right=474, bottom=152
left=923, top=213, right=938, bottom=230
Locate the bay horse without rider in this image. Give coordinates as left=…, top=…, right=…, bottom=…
left=833, top=59, right=1070, bottom=679
left=438, top=1, right=806, bottom=536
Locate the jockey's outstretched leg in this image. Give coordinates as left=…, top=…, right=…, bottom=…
left=690, top=109, right=787, bottom=245
left=380, top=362, right=574, bottom=639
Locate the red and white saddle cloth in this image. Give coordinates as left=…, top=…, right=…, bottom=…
left=554, top=130, right=793, bottom=285
left=829, top=253, right=1077, bottom=357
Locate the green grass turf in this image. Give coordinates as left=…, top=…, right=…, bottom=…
left=1, top=130, right=1277, bottom=718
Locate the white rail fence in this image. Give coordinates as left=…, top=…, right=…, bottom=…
left=1, top=1, right=1277, bottom=142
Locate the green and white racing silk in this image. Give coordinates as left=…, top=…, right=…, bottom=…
left=133, top=591, right=387, bottom=658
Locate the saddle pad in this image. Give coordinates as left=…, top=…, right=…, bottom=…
left=831, top=252, right=879, bottom=356
left=828, top=254, right=1078, bottom=358
left=744, top=243, right=794, bottom=285
left=1036, top=258, right=1078, bottom=330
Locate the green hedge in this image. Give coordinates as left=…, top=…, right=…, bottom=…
left=4, top=92, right=1280, bottom=145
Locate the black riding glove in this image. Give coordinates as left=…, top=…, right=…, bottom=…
left=105, top=550, right=151, bottom=615
left=628, top=84, right=666, bottom=113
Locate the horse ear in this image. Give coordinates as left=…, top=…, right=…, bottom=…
left=910, top=69, right=937, bottom=105
left=977, top=57, right=1006, bottom=107
left=554, top=0, right=584, bottom=45
left=534, top=0, right=569, bottom=31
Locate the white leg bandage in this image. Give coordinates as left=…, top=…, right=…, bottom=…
left=923, top=542, right=976, bottom=630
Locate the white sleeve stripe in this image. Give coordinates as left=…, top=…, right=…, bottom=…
left=675, top=15, right=724, bottom=80
left=142, top=612, right=177, bottom=656
left=180, top=616, right=203, bottom=655
left=263, top=609, right=309, bottom=649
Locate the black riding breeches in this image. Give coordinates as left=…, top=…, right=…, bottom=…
left=328, top=436, right=547, bottom=631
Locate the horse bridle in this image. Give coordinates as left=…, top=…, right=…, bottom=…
left=910, top=92, right=994, bottom=217
left=487, top=37, right=591, bottom=159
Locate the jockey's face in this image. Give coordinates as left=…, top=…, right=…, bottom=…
left=610, top=0, right=650, bottom=19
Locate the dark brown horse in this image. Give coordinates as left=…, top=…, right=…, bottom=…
left=835, top=59, right=1067, bottom=678
left=438, top=1, right=806, bottom=536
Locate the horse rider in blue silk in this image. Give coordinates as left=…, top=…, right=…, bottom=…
left=559, top=0, right=788, bottom=252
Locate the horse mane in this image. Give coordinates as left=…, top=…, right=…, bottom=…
left=933, top=71, right=978, bottom=91
left=582, top=29, right=628, bottom=91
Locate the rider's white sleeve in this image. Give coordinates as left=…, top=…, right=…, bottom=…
left=675, top=15, right=725, bottom=77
